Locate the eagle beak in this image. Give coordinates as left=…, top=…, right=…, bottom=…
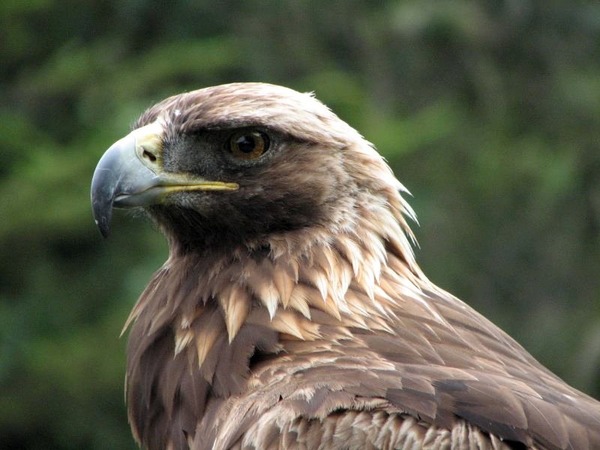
left=91, top=120, right=239, bottom=237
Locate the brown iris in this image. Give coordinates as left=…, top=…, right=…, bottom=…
left=229, top=131, right=270, bottom=160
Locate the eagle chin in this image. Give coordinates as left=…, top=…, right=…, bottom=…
left=91, top=82, right=600, bottom=450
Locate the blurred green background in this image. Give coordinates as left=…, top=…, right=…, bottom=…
left=1, top=1, right=600, bottom=448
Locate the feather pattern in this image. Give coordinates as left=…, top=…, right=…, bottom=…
left=101, top=83, right=600, bottom=450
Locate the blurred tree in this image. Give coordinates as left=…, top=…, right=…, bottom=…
left=1, top=0, right=599, bottom=448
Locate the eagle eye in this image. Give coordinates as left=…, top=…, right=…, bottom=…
left=228, top=130, right=270, bottom=160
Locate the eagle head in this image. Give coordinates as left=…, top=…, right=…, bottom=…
left=91, top=82, right=413, bottom=256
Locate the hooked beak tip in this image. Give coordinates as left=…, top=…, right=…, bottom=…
left=95, top=218, right=111, bottom=238
left=92, top=196, right=114, bottom=238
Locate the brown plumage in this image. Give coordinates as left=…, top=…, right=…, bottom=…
left=91, top=82, right=600, bottom=450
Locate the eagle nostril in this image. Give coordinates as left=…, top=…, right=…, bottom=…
left=142, top=147, right=157, bottom=163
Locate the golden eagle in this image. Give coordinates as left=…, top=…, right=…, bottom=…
left=91, top=83, right=600, bottom=449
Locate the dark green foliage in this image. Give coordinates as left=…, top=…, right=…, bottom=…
left=1, top=1, right=599, bottom=448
